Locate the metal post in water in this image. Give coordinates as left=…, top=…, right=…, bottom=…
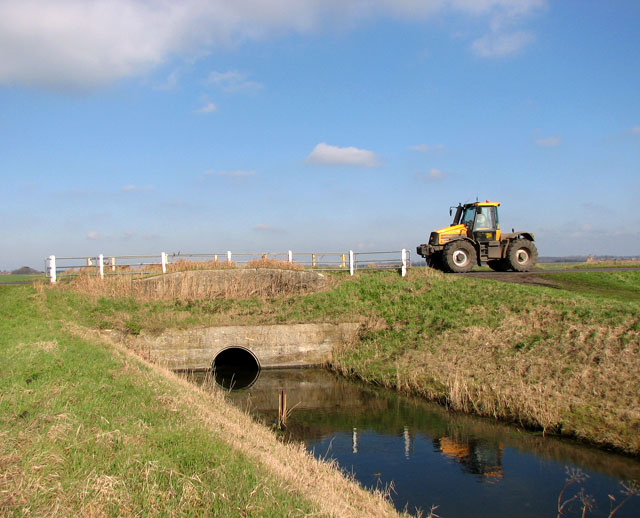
left=404, top=425, right=410, bottom=459
left=278, top=389, right=287, bottom=429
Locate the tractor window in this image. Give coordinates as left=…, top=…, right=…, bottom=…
left=474, top=206, right=497, bottom=230
left=461, top=207, right=476, bottom=227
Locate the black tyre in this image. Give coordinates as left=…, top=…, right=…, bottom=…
left=427, top=253, right=444, bottom=271
left=487, top=259, right=511, bottom=272
left=443, top=240, right=476, bottom=273
left=506, top=239, right=538, bottom=272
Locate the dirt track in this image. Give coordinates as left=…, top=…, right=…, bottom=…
left=465, top=267, right=640, bottom=287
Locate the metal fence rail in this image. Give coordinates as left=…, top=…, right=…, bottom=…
left=45, top=248, right=410, bottom=284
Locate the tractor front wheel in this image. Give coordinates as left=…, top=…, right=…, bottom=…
left=427, top=253, right=444, bottom=271
left=506, top=239, right=538, bottom=272
left=443, top=240, right=476, bottom=273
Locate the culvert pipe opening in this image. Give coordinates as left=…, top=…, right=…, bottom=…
left=212, top=347, right=261, bottom=390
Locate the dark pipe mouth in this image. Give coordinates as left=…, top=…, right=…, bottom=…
left=212, top=347, right=261, bottom=390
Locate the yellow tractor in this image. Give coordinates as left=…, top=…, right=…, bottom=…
left=416, top=201, right=538, bottom=273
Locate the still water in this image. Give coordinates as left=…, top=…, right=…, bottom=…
left=190, top=368, right=640, bottom=518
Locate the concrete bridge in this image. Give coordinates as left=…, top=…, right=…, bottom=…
left=123, top=322, right=360, bottom=373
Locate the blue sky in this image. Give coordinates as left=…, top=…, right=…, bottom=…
left=1, top=0, right=639, bottom=270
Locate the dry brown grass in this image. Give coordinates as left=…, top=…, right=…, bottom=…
left=166, top=259, right=237, bottom=272
left=336, top=302, right=640, bottom=453
left=58, top=265, right=324, bottom=302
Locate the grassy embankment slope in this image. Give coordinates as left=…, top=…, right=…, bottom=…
left=44, top=267, right=640, bottom=455
left=0, top=285, right=404, bottom=517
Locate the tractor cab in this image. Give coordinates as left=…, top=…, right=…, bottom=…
left=451, top=202, right=501, bottom=242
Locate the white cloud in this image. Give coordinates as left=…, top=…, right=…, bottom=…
left=87, top=231, right=100, bottom=240
left=195, top=100, right=217, bottom=114
left=428, top=168, right=445, bottom=179
left=630, top=126, right=640, bottom=135
left=306, top=142, right=379, bottom=167
left=410, top=144, right=445, bottom=152
left=536, top=136, right=562, bottom=147
left=471, top=30, right=534, bottom=58
left=416, top=168, right=448, bottom=182
left=205, top=169, right=256, bottom=177
left=253, top=223, right=283, bottom=233
left=207, top=70, right=263, bottom=92
left=0, top=0, right=546, bottom=91
left=154, top=69, right=180, bottom=91
left=122, top=184, right=153, bottom=191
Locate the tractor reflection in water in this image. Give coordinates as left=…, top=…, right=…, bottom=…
left=434, top=436, right=504, bottom=481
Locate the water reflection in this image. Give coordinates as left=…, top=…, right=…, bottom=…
left=189, top=368, right=640, bottom=517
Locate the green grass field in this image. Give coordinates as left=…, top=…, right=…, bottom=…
left=0, top=274, right=45, bottom=283
left=539, top=270, right=640, bottom=302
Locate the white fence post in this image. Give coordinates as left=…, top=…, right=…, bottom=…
left=161, top=252, right=167, bottom=273
left=288, top=250, right=293, bottom=263
left=49, top=255, right=56, bottom=284
left=349, top=250, right=354, bottom=276
left=98, top=254, right=104, bottom=279
left=401, top=248, right=407, bottom=277
left=227, top=250, right=232, bottom=263
left=111, top=257, right=116, bottom=272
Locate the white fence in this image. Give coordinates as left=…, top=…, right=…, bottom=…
left=45, top=249, right=410, bottom=284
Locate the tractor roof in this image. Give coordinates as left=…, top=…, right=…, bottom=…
left=464, top=200, right=500, bottom=208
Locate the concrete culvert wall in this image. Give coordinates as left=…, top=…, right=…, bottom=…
left=213, top=347, right=261, bottom=390
left=118, top=322, right=361, bottom=370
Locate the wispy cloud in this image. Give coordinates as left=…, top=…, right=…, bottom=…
left=410, top=144, right=445, bottom=152
left=253, top=223, right=284, bottom=233
left=87, top=231, right=100, bottom=240
left=207, top=70, right=263, bottom=93
left=122, top=184, right=153, bottom=191
left=630, top=126, right=640, bottom=135
left=471, top=30, right=534, bottom=58
left=154, top=69, right=180, bottom=91
left=536, top=136, right=562, bottom=147
left=195, top=100, right=217, bottom=114
left=204, top=170, right=256, bottom=177
left=306, top=142, right=379, bottom=167
left=416, top=168, right=448, bottom=182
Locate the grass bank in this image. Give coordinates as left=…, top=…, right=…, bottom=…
left=0, top=285, right=403, bottom=517
left=38, top=268, right=640, bottom=455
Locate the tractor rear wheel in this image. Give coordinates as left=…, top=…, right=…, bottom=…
left=443, top=240, right=476, bottom=273
left=506, top=239, right=538, bottom=272
left=487, top=259, right=511, bottom=272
